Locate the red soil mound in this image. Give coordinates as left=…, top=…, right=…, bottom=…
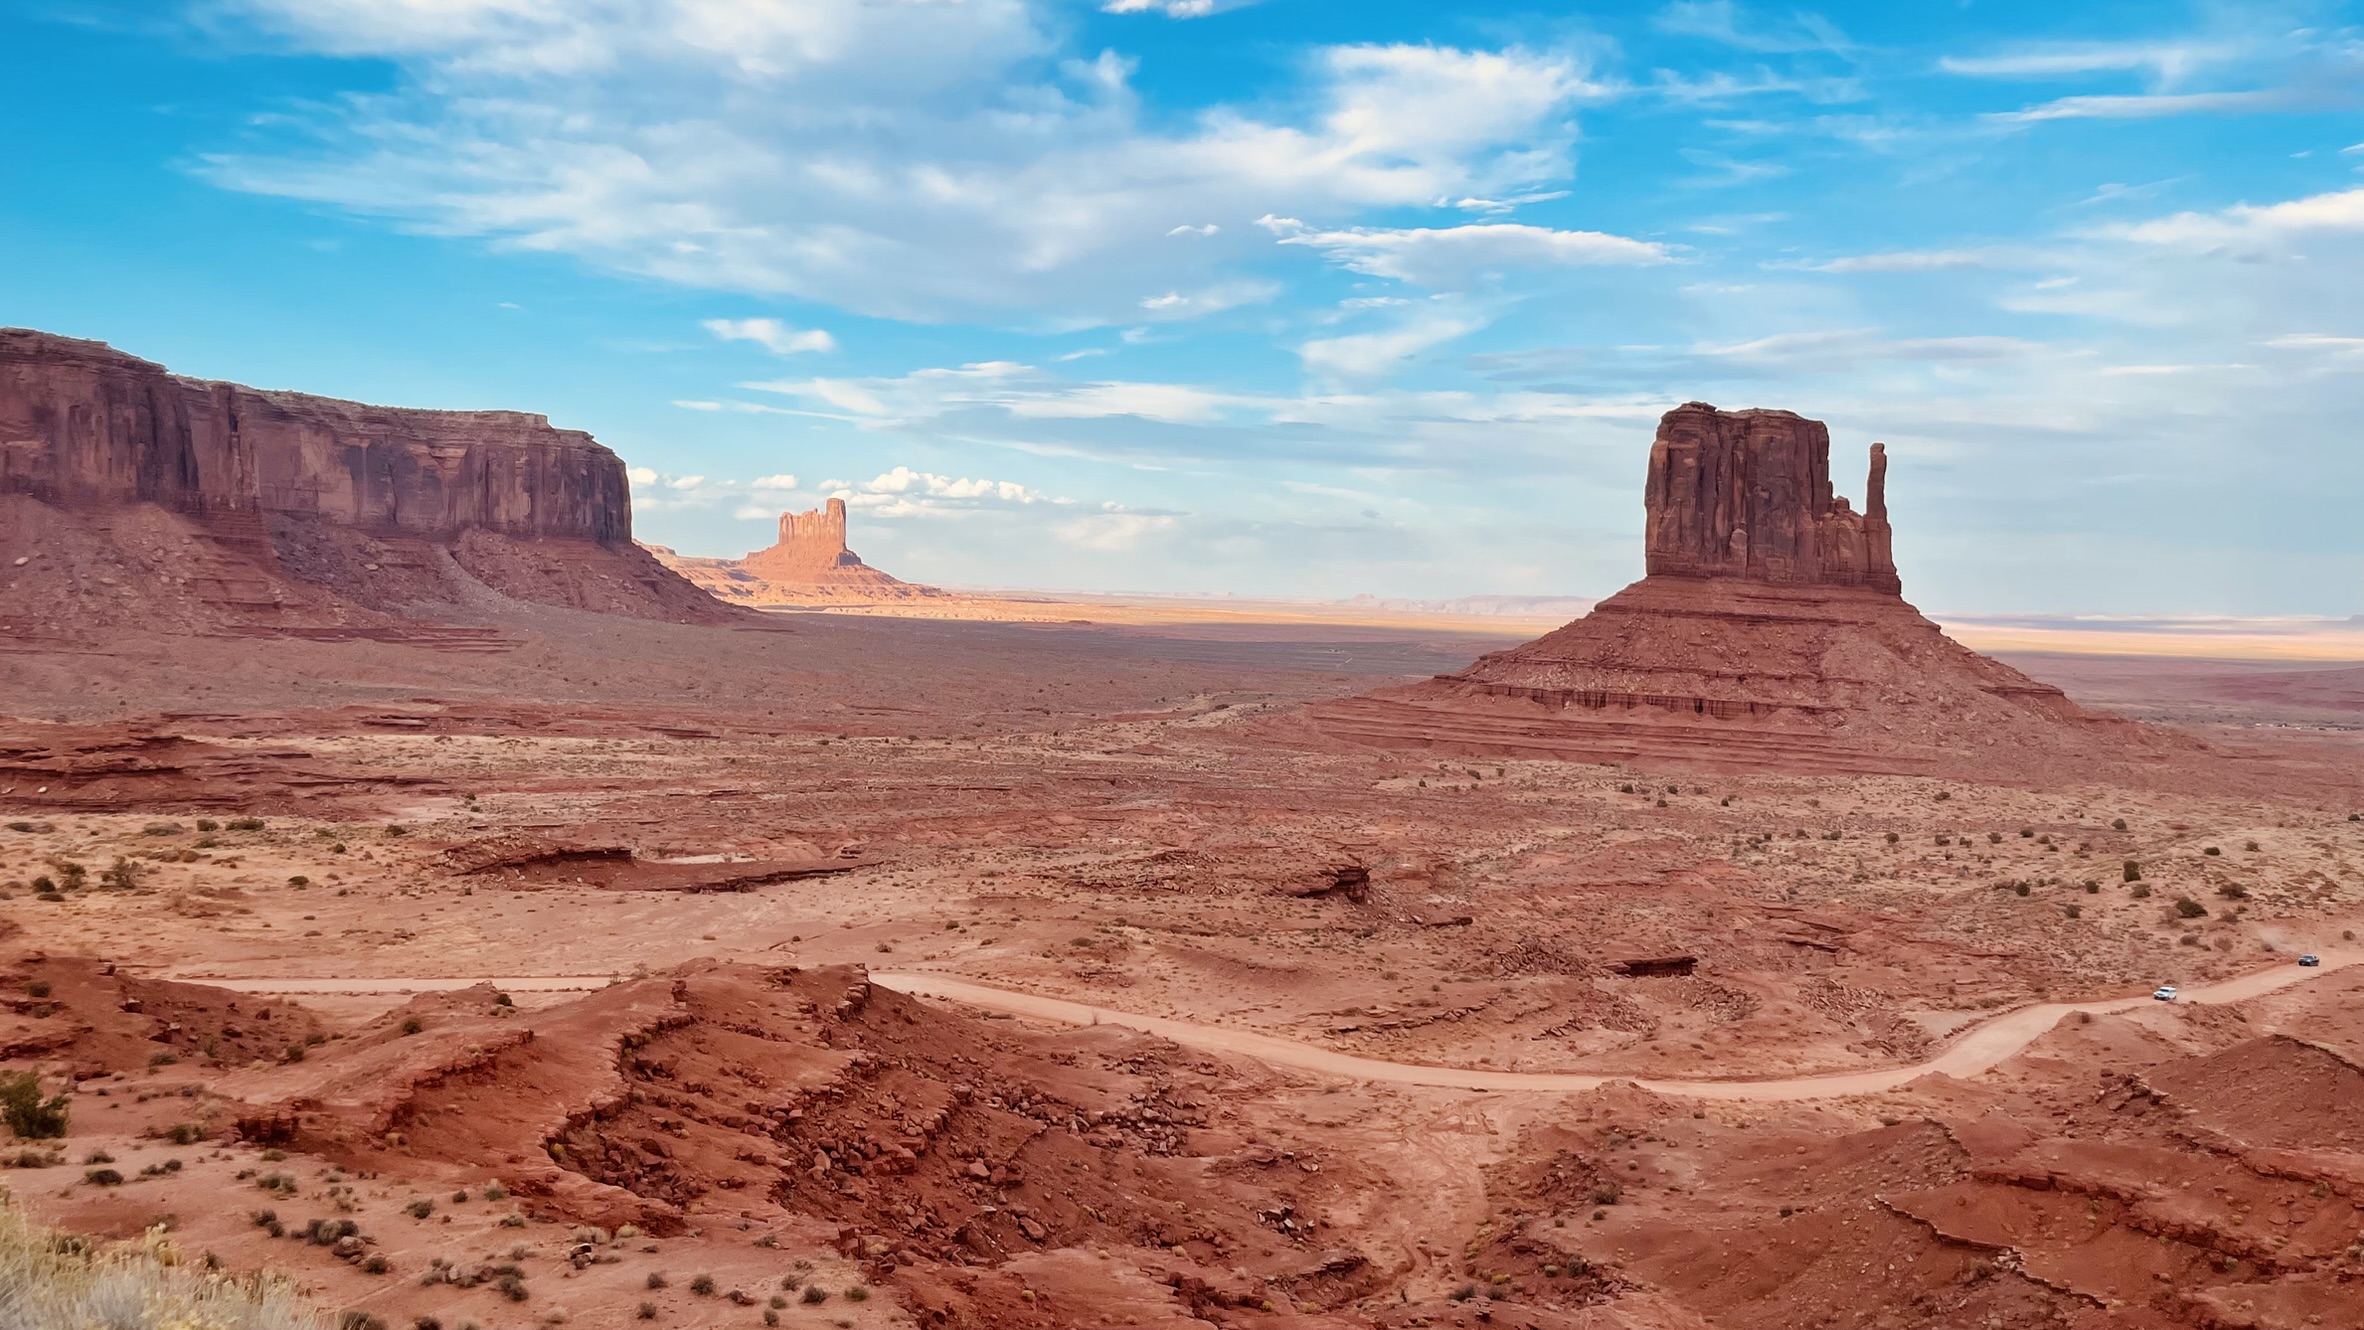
left=217, top=962, right=1398, bottom=1324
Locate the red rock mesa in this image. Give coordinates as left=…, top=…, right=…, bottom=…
left=649, top=497, right=945, bottom=607
left=1312, top=402, right=2141, bottom=773
left=0, top=328, right=732, bottom=636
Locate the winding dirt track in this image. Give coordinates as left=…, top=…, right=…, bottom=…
left=186, top=947, right=2357, bottom=1102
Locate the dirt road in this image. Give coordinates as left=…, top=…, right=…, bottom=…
left=183, top=947, right=2356, bottom=1102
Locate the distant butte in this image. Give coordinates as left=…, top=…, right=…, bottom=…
left=647, top=496, right=947, bottom=608
left=1311, top=402, right=2162, bottom=774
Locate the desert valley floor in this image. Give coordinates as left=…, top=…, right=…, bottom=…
left=5, top=605, right=2364, bottom=1330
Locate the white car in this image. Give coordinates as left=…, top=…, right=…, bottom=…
left=2152, top=985, right=2179, bottom=1002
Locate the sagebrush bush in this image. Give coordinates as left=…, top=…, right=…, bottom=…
left=0, top=1200, right=323, bottom=1329
left=0, top=1073, right=66, bottom=1140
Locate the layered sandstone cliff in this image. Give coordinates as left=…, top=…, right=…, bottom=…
left=649, top=497, right=944, bottom=608
left=1312, top=403, right=2147, bottom=774
left=0, top=328, right=733, bottom=635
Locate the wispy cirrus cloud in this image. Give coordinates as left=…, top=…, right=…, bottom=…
left=1988, top=90, right=2282, bottom=123
left=1940, top=41, right=2241, bottom=82
left=701, top=317, right=835, bottom=355
left=1258, top=216, right=1672, bottom=285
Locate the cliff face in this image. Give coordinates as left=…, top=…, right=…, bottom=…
left=0, top=329, right=630, bottom=541
left=1644, top=402, right=1899, bottom=594
left=0, top=328, right=733, bottom=631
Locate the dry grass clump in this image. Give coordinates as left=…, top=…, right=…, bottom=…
left=0, top=1200, right=322, bottom=1330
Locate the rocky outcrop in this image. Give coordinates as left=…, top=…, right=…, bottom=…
left=649, top=498, right=945, bottom=608
left=0, top=328, right=734, bottom=630
left=1645, top=403, right=1898, bottom=593
left=1311, top=402, right=2158, bottom=775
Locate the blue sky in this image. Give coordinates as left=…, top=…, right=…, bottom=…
left=4, top=0, right=2361, bottom=613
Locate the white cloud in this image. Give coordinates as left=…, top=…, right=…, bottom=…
left=204, top=4, right=1605, bottom=324
left=1052, top=511, right=1180, bottom=550
left=1795, top=248, right=2002, bottom=273
left=1988, top=91, right=2279, bottom=124
left=702, top=317, right=836, bottom=355
left=1299, top=309, right=1488, bottom=380
left=1261, top=217, right=1670, bottom=286
left=827, top=465, right=1067, bottom=518
left=1652, top=1, right=1854, bottom=56
left=750, top=473, right=800, bottom=489
left=1135, top=280, right=1277, bottom=317
left=1102, top=0, right=1224, bottom=16
left=2110, top=186, right=2364, bottom=247
left=1695, top=328, right=2048, bottom=368
left=1940, top=42, right=2236, bottom=82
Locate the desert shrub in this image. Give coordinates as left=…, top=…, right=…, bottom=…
left=0, top=1071, right=68, bottom=1139
left=646, top=1271, right=669, bottom=1290
left=2203, top=846, right=2221, bottom=857
left=2064, top=904, right=2082, bottom=919
left=227, top=817, right=266, bottom=831
left=2216, top=883, right=2247, bottom=899
left=482, top=1181, right=507, bottom=1201
left=339, top=1314, right=386, bottom=1330
left=404, top=1199, right=434, bottom=1220
left=363, top=1254, right=391, bottom=1275
left=165, top=1122, right=205, bottom=1145
left=286, top=876, right=309, bottom=888
left=83, top=1168, right=124, bottom=1186
left=495, top=1272, right=527, bottom=1302
left=801, top=1285, right=829, bottom=1304
left=2131, top=883, right=2152, bottom=899
left=399, top=1017, right=423, bottom=1036
left=690, top=1274, right=715, bottom=1296
left=2013, top=883, right=2030, bottom=897
left=1590, top=1183, right=1621, bottom=1206
left=637, top=1304, right=657, bottom=1321
left=2174, top=897, right=2208, bottom=919
left=2122, top=860, right=2142, bottom=882
left=257, top=1172, right=298, bottom=1196
left=2111, top=818, right=2127, bottom=830
left=845, top=1285, right=870, bottom=1303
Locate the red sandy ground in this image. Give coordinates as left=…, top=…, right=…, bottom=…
left=3, top=603, right=2362, bottom=1329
